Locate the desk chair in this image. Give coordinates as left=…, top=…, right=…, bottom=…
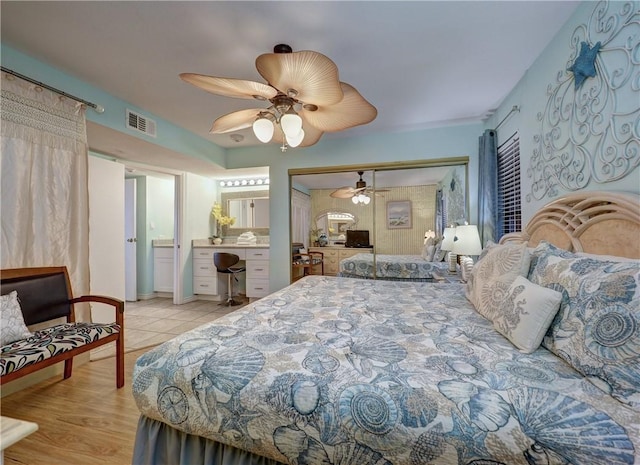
left=214, top=252, right=246, bottom=306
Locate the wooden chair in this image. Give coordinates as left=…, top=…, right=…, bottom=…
left=292, top=243, right=324, bottom=282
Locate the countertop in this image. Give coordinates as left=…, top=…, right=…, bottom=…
left=152, top=239, right=269, bottom=248
left=192, top=239, right=268, bottom=248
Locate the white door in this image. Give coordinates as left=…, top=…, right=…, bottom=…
left=125, top=178, right=137, bottom=301
left=88, top=156, right=125, bottom=322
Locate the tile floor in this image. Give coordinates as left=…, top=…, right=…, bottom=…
left=90, top=296, right=246, bottom=360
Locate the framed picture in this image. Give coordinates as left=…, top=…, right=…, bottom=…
left=386, top=200, right=412, bottom=229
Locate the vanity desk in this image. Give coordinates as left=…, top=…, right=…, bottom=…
left=192, top=241, right=270, bottom=301
left=308, top=246, right=373, bottom=276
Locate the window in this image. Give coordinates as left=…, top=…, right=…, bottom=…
left=497, top=133, right=521, bottom=237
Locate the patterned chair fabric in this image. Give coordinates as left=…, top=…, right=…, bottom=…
left=1, top=322, right=121, bottom=376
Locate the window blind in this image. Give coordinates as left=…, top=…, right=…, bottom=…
left=497, top=133, right=521, bottom=237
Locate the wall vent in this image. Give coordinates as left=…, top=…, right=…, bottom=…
left=126, top=109, right=157, bottom=137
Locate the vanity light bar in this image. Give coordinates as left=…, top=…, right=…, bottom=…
left=219, top=178, right=270, bottom=187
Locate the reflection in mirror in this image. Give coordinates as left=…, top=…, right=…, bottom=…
left=315, top=211, right=357, bottom=245
left=228, top=198, right=269, bottom=229
left=290, top=159, right=468, bottom=280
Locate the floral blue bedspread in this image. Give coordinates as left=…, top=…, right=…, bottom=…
left=339, top=253, right=448, bottom=280
left=132, top=276, right=638, bottom=465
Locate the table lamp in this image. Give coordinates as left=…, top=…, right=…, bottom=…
left=452, top=224, right=482, bottom=281
left=440, top=226, right=457, bottom=273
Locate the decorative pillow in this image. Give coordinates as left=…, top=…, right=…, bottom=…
left=491, top=275, right=562, bottom=354
left=433, top=241, right=447, bottom=262
left=421, top=244, right=436, bottom=261
left=1, top=291, right=33, bottom=346
left=465, top=242, right=531, bottom=320
left=529, top=241, right=640, bottom=409
left=477, top=240, right=497, bottom=263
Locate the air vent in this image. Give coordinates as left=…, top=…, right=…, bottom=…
left=126, top=109, right=156, bottom=137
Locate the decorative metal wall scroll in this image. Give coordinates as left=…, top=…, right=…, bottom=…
left=528, top=0, right=639, bottom=201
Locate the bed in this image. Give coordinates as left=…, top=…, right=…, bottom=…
left=132, top=191, right=640, bottom=465
left=338, top=252, right=450, bottom=281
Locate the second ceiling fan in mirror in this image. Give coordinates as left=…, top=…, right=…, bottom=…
left=330, top=171, right=389, bottom=204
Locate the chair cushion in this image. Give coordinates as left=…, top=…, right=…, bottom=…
left=0, top=322, right=120, bottom=377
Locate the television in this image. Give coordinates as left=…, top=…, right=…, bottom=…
left=345, top=230, right=371, bottom=248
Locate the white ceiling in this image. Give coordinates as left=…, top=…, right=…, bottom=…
left=1, top=1, right=579, bottom=186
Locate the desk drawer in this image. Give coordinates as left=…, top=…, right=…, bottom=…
left=193, top=277, right=217, bottom=295
left=193, top=258, right=216, bottom=277
left=193, top=248, right=213, bottom=259
left=246, top=260, right=269, bottom=277
left=246, top=248, right=269, bottom=260
left=246, top=278, right=269, bottom=298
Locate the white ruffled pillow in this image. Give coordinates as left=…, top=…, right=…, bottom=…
left=491, top=275, right=562, bottom=353
left=1, top=291, right=33, bottom=346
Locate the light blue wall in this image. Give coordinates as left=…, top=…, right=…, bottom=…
left=1, top=44, right=227, bottom=168
left=486, top=1, right=640, bottom=224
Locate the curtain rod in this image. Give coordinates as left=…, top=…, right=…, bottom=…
left=1, top=66, right=104, bottom=113
left=495, top=105, right=520, bottom=130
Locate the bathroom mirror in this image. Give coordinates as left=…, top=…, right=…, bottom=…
left=228, top=197, right=269, bottom=229
left=220, top=189, right=270, bottom=237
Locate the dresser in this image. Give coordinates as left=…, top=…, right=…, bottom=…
left=192, top=245, right=270, bottom=300
left=309, top=246, right=373, bottom=276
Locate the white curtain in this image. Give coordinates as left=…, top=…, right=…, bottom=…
left=291, top=189, right=311, bottom=248
left=1, top=74, right=91, bottom=321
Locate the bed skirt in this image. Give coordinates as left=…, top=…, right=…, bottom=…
left=132, top=415, right=285, bottom=465
left=337, top=271, right=434, bottom=282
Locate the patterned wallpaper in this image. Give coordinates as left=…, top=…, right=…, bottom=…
left=310, top=185, right=437, bottom=255
left=528, top=0, right=639, bottom=201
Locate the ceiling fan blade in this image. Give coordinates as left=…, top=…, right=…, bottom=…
left=180, top=73, right=277, bottom=100
left=256, top=50, right=343, bottom=106
left=329, top=186, right=366, bottom=198
left=272, top=122, right=324, bottom=147
left=302, top=82, right=377, bottom=132
left=330, top=187, right=357, bottom=199
left=210, top=109, right=266, bottom=134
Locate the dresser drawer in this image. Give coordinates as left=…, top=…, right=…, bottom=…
left=246, top=248, right=270, bottom=260
left=193, top=258, right=216, bottom=277
left=246, top=260, right=269, bottom=277
left=246, top=278, right=269, bottom=298
left=193, top=277, right=217, bottom=295
left=192, top=248, right=213, bottom=259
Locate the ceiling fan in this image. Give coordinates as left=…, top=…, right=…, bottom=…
left=180, top=44, right=377, bottom=151
left=330, top=171, right=389, bottom=204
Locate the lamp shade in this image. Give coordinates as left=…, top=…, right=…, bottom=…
left=280, top=112, right=302, bottom=139
left=440, top=227, right=456, bottom=251
left=253, top=117, right=274, bottom=143
left=452, top=224, right=482, bottom=256
left=286, top=128, right=305, bottom=148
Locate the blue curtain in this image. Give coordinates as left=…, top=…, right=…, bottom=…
left=477, top=129, right=498, bottom=246
left=435, top=188, right=444, bottom=236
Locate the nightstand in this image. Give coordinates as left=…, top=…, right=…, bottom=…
left=431, top=269, right=463, bottom=283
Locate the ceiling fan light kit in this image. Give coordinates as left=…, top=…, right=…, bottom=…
left=180, top=44, right=377, bottom=151
left=331, top=171, right=389, bottom=204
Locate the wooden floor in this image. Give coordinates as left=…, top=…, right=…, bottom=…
left=2, top=348, right=148, bottom=465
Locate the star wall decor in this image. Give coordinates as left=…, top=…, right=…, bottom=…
left=568, top=41, right=601, bottom=89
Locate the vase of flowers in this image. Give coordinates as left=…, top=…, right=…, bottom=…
left=211, top=202, right=236, bottom=240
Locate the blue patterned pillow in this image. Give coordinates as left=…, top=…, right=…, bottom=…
left=529, top=241, right=640, bottom=409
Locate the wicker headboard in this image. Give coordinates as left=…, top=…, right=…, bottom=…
left=500, top=191, right=640, bottom=259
